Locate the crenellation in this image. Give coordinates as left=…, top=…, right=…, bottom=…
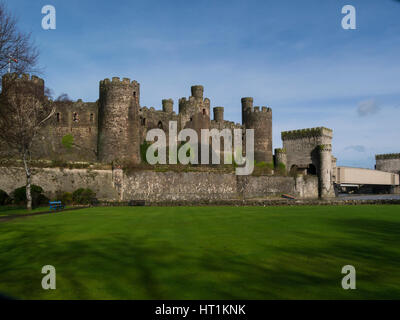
left=261, top=106, right=272, bottom=113
left=2, top=72, right=45, bottom=96
left=376, top=153, right=400, bottom=160
left=282, top=127, right=333, bottom=140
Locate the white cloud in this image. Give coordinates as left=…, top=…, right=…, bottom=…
left=345, top=145, right=366, bottom=152
left=357, top=99, right=380, bottom=117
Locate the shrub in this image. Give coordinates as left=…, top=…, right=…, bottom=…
left=72, top=188, right=96, bottom=204
left=62, top=192, right=73, bottom=204
left=12, top=185, right=47, bottom=207
left=0, top=189, right=11, bottom=205
left=55, top=191, right=73, bottom=205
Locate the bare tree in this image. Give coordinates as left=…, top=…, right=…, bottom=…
left=0, top=1, right=39, bottom=78
left=44, top=87, right=54, bottom=100
left=55, top=93, right=72, bottom=102
left=0, top=77, right=54, bottom=210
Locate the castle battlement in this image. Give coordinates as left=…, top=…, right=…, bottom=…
left=140, top=106, right=176, bottom=115
left=376, top=153, right=400, bottom=160
left=281, top=127, right=333, bottom=140
left=2, top=72, right=45, bottom=87
left=252, top=106, right=272, bottom=113
left=100, top=77, right=139, bottom=87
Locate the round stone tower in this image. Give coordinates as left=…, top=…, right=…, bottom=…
left=241, top=98, right=273, bottom=163
left=191, top=85, right=204, bottom=99
left=213, top=106, right=224, bottom=122
left=98, top=77, right=140, bottom=164
left=318, top=144, right=335, bottom=198
left=241, top=97, right=253, bottom=124
left=178, top=85, right=210, bottom=131
left=162, top=99, right=173, bottom=113
left=274, top=148, right=287, bottom=170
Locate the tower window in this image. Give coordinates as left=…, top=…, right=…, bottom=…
left=73, top=112, right=79, bottom=122
left=158, top=121, right=163, bottom=129
left=133, top=91, right=136, bottom=98
left=90, top=113, right=94, bottom=122
left=56, top=113, right=60, bottom=123
left=141, top=118, right=146, bottom=126
left=202, top=109, right=206, bottom=115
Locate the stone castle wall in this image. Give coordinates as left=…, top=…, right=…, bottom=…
left=35, top=100, right=99, bottom=161
left=139, top=106, right=179, bottom=144
left=376, top=154, right=400, bottom=174
left=0, top=98, right=99, bottom=162
left=0, top=167, right=318, bottom=202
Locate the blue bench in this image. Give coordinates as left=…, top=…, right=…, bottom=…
left=281, top=194, right=296, bottom=200
left=49, top=201, right=65, bottom=211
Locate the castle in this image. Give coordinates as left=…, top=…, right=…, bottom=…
left=0, top=73, right=274, bottom=164
left=0, top=73, right=343, bottom=199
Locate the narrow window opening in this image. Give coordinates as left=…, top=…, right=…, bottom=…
left=56, top=113, right=60, bottom=123
left=90, top=113, right=94, bottom=122
left=73, top=112, right=79, bottom=122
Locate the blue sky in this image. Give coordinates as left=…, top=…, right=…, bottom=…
left=6, top=0, right=400, bottom=168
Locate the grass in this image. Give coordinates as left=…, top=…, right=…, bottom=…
left=0, top=206, right=71, bottom=217
left=0, top=206, right=50, bottom=217
left=0, top=205, right=399, bottom=299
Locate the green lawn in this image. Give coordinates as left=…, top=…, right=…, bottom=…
left=0, top=206, right=49, bottom=217
left=0, top=205, right=399, bottom=299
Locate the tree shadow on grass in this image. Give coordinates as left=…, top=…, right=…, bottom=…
left=1, top=216, right=400, bottom=299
